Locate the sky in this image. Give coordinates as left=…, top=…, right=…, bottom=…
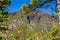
left=8, top=0, right=30, bottom=13
left=8, top=0, right=56, bottom=14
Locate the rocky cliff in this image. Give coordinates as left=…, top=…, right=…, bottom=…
left=8, top=10, right=57, bottom=31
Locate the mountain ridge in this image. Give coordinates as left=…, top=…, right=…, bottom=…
left=8, top=10, right=57, bottom=31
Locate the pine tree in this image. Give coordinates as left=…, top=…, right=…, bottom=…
left=0, top=0, right=10, bottom=40
left=21, top=0, right=55, bottom=14
left=0, top=0, right=10, bottom=29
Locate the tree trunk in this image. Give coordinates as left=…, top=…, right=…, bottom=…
left=57, top=0, right=60, bottom=32
left=58, top=12, right=60, bottom=32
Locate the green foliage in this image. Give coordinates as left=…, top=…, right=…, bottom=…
left=20, top=0, right=55, bottom=14
left=0, top=0, right=10, bottom=26
left=0, top=36, right=2, bottom=40
left=51, top=13, right=58, bottom=18
left=48, top=25, right=59, bottom=40
left=0, top=0, right=10, bottom=40
left=30, top=0, right=40, bottom=4
left=21, top=0, right=41, bottom=14
left=21, top=4, right=28, bottom=14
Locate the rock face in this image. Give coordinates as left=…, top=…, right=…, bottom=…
left=9, top=10, right=57, bottom=31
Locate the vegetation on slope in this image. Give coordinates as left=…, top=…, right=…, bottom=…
left=0, top=0, right=60, bottom=40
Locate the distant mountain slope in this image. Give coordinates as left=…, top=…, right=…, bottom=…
left=8, top=10, right=57, bottom=31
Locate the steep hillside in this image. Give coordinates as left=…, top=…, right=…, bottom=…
left=0, top=10, right=58, bottom=40
left=5, top=10, right=58, bottom=40
left=8, top=10, right=57, bottom=31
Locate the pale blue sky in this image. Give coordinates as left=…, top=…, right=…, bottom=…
left=8, top=0, right=56, bottom=14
